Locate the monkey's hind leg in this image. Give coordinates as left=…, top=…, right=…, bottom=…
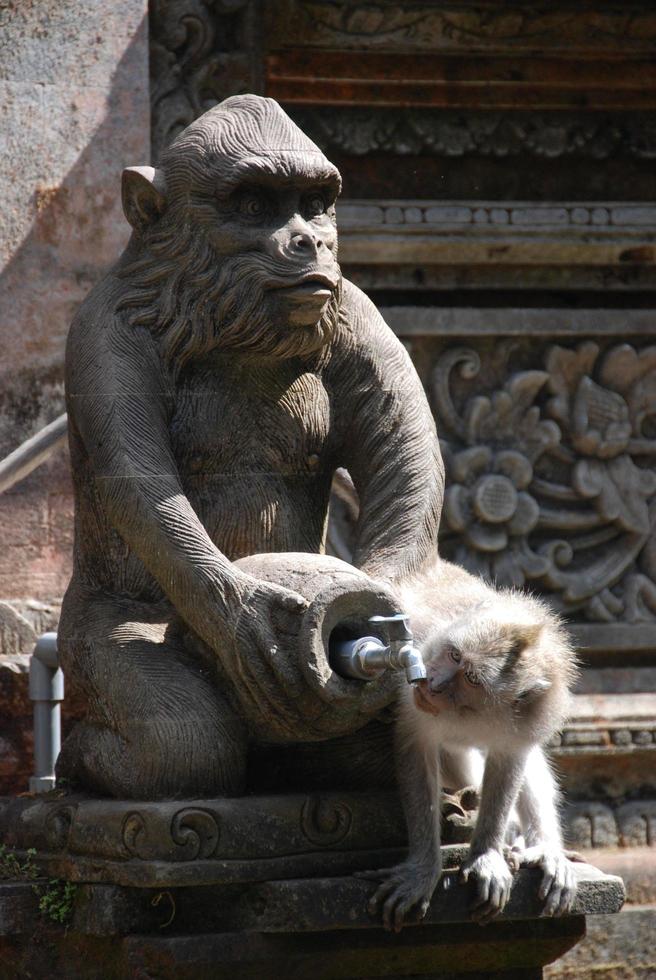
left=56, top=594, right=247, bottom=800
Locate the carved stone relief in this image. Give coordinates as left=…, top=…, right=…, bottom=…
left=150, top=0, right=260, bottom=161
left=434, top=341, right=656, bottom=623
left=290, top=108, right=656, bottom=160
left=266, top=2, right=656, bottom=53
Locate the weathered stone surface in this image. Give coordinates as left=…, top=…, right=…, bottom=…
left=0, top=881, right=39, bottom=937
left=546, top=906, right=656, bottom=979
left=0, top=0, right=149, bottom=605
left=0, top=866, right=622, bottom=977
left=582, top=848, right=656, bottom=905
left=0, top=792, right=625, bottom=929
left=1, top=864, right=621, bottom=941
left=0, top=791, right=456, bottom=888
left=0, top=913, right=585, bottom=979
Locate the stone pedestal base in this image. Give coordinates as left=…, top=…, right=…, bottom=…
left=0, top=791, right=625, bottom=979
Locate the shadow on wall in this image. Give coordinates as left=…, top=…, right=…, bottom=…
left=0, top=15, right=150, bottom=601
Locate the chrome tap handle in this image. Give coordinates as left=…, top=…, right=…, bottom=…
left=368, top=613, right=413, bottom=646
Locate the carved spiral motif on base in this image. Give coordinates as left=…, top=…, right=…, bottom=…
left=122, top=811, right=149, bottom=859
left=44, top=805, right=75, bottom=851
left=300, top=795, right=353, bottom=847
left=170, top=808, right=220, bottom=860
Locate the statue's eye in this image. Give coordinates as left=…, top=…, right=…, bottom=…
left=235, top=190, right=268, bottom=218
left=448, top=646, right=461, bottom=664
left=304, top=193, right=326, bottom=218
left=464, top=667, right=481, bottom=687
left=243, top=196, right=265, bottom=216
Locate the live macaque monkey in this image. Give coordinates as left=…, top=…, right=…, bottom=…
left=362, top=559, right=578, bottom=931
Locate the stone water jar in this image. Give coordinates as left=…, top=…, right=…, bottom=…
left=228, top=553, right=402, bottom=744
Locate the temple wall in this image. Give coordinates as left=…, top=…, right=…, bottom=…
left=0, top=0, right=149, bottom=603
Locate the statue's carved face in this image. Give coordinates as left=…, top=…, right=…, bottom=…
left=120, top=97, right=343, bottom=368
left=208, top=171, right=340, bottom=329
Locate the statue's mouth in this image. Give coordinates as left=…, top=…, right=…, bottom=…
left=276, top=272, right=337, bottom=299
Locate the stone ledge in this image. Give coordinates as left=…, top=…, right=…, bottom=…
left=0, top=862, right=624, bottom=940
left=0, top=910, right=588, bottom=979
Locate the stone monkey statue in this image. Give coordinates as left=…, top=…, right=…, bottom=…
left=56, top=95, right=444, bottom=799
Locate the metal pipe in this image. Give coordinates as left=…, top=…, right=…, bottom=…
left=0, top=413, right=68, bottom=495
left=29, top=633, right=63, bottom=794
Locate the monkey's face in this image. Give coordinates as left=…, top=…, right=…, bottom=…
left=207, top=175, right=341, bottom=331
left=414, top=636, right=487, bottom=717
left=414, top=611, right=547, bottom=718
left=122, top=96, right=344, bottom=363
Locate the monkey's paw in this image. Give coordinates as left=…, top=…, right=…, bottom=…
left=459, top=849, right=514, bottom=924
left=508, top=845, right=577, bottom=916
left=355, top=862, right=440, bottom=933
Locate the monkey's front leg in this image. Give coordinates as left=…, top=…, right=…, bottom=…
left=460, top=749, right=527, bottom=924
left=357, top=726, right=442, bottom=932
left=509, top=746, right=577, bottom=916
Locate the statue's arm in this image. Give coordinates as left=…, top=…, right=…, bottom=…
left=66, top=313, right=249, bottom=649
left=332, top=286, right=444, bottom=581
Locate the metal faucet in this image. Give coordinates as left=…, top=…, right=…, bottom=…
left=330, top=613, right=426, bottom=685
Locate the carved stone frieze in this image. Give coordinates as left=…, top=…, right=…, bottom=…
left=267, top=2, right=656, bottom=53
left=433, top=341, right=656, bottom=623
left=291, top=108, right=656, bottom=160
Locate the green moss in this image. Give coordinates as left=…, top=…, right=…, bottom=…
left=34, top=878, right=77, bottom=927
left=0, top=844, right=37, bottom=881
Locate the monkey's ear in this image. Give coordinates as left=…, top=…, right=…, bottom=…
left=510, top=623, right=543, bottom=656
left=122, top=166, right=167, bottom=231
left=517, top=676, right=552, bottom=703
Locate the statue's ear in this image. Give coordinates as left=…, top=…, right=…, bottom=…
left=121, top=166, right=167, bottom=231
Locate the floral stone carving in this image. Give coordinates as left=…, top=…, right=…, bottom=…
left=434, top=341, right=656, bottom=623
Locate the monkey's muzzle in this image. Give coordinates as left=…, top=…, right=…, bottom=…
left=426, top=661, right=461, bottom=695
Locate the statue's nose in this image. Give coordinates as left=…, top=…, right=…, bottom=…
left=289, top=226, right=323, bottom=257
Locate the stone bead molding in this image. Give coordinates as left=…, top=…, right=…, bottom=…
left=550, top=726, right=656, bottom=752
left=564, top=800, right=656, bottom=850
left=337, top=200, right=656, bottom=268
left=421, top=339, right=656, bottom=629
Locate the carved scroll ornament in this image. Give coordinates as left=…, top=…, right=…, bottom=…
left=434, top=342, right=656, bottom=623
left=150, top=0, right=257, bottom=161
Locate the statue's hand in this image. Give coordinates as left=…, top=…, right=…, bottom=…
left=228, top=580, right=315, bottom=729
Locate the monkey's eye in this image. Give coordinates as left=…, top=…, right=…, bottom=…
left=303, top=193, right=327, bottom=218
left=447, top=646, right=461, bottom=664
left=233, top=189, right=269, bottom=219
left=464, top=668, right=481, bottom=687
left=243, top=196, right=265, bottom=216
